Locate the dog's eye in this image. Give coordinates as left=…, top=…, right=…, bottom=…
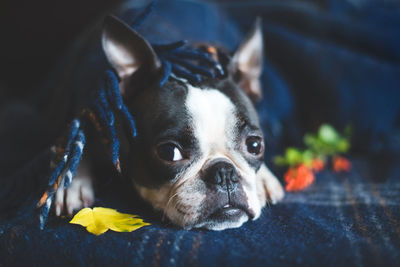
left=246, top=136, right=263, bottom=155
left=156, top=143, right=183, bottom=162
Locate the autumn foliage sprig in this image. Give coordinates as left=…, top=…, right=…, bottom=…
left=274, top=124, right=352, bottom=192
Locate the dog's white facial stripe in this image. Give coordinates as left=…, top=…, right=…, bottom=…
left=185, top=85, right=237, bottom=157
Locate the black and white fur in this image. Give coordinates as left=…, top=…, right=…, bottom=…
left=55, top=16, right=284, bottom=230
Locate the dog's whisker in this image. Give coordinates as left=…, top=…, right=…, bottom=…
left=163, top=190, right=180, bottom=221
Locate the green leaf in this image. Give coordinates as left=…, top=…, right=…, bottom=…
left=336, top=139, right=350, bottom=153
left=343, top=124, right=353, bottom=138
left=318, top=124, right=340, bottom=145
left=273, top=155, right=287, bottom=166
left=286, top=148, right=303, bottom=165
left=302, top=150, right=314, bottom=165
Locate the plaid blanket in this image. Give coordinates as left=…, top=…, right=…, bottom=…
left=1, top=158, right=399, bottom=266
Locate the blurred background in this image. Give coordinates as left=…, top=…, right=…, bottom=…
left=1, top=0, right=399, bottom=177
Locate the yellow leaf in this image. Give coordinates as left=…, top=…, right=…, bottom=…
left=70, top=207, right=150, bottom=235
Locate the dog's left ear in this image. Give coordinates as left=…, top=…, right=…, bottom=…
left=102, top=15, right=161, bottom=81
left=229, top=18, right=263, bottom=103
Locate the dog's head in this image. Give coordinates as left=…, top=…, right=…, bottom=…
left=101, top=16, right=282, bottom=230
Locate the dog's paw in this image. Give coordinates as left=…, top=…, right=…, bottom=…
left=54, top=175, right=95, bottom=216
left=257, top=164, right=285, bottom=205
left=264, top=172, right=285, bottom=204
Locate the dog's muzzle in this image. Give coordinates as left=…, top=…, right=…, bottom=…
left=198, top=160, right=255, bottom=225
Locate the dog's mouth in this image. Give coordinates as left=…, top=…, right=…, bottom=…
left=190, top=200, right=255, bottom=230
left=208, top=203, right=254, bottom=222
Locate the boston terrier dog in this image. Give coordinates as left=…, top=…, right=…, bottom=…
left=54, top=16, right=284, bottom=231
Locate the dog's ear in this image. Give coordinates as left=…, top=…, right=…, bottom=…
left=102, top=15, right=161, bottom=81
left=230, top=18, right=263, bottom=103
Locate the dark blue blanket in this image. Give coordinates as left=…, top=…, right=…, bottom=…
left=2, top=158, right=400, bottom=266
left=1, top=0, right=400, bottom=266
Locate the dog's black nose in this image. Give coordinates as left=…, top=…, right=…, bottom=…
left=204, top=161, right=239, bottom=191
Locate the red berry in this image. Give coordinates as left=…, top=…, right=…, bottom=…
left=311, top=158, right=325, bottom=172
left=333, top=156, right=351, bottom=172
left=284, top=164, right=315, bottom=192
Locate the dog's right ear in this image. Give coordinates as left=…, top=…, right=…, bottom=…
left=102, top=15, right=161, bottom=81
left=229, top=18, right=263, bottom=103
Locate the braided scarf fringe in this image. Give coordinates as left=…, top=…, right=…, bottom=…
left=37, top=1, right=224, bottom=229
